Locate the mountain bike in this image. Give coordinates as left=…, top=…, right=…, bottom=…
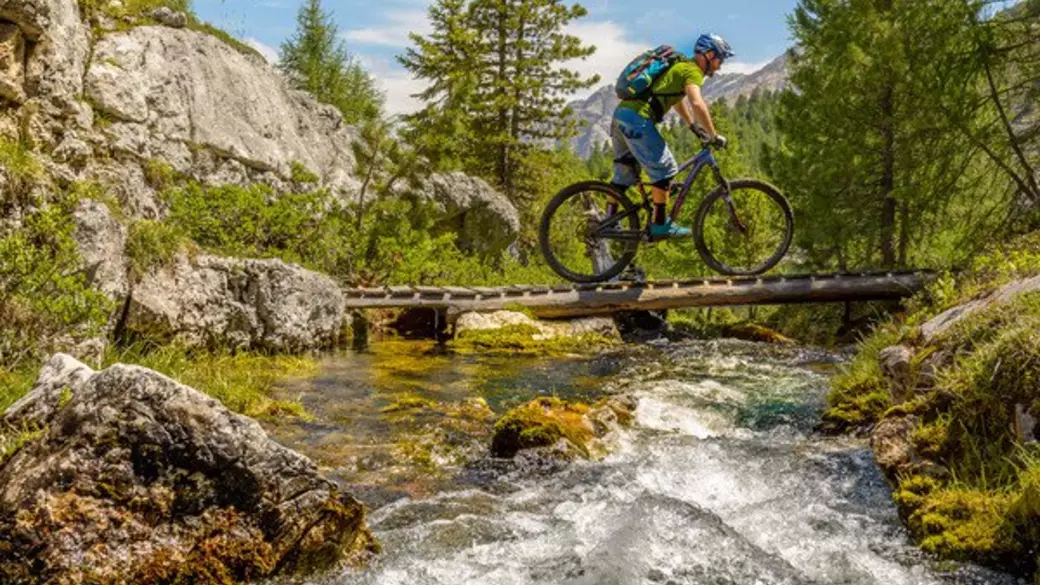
left=538, top=143, right=794, bottom=283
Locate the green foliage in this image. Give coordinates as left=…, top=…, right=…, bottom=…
left=820, top=323, right=902, bottom=433
left=104, top=342, right=316, bottom=420
left=774, top=0, right=1038, bottom=273
left=0, top=138, right=44, bottom=211
left=0, top=193, right=113, bottom=372
left=125, top=220, right=188, bottom=280
left=279, top=0, right=382, bottom=124
left=289, top=161, right=319, bottom=185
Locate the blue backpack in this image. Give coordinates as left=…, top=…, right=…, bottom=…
left=615, top=45, right=682, bottom=101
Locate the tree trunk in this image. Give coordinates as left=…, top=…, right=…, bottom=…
left=880, top=85, right=897, bottom=268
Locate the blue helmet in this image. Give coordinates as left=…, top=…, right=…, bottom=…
left=694, top=34, right=735, bottom=60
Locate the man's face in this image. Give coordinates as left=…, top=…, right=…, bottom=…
left=708, top=51, right=724, bottom=76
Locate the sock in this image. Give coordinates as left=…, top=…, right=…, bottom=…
left=653, top=203, right=667, bottom=225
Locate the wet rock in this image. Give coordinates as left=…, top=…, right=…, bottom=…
left=490, top=395, right=635, bottom=460
left=871, top=416, right=921, bottom=480
left=720, top=323, right=797, bottom=345
left=127, top=253, right=347, bottom=352
left=0, top=354, right=376, bottom=584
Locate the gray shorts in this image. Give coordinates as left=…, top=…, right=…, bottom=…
left=611, top=106, right=679, bottom=186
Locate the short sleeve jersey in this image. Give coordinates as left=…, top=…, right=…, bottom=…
left=618, top=60, right=705, bottom=121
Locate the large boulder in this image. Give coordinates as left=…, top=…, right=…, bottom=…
left=411, top=172, right=521, bottom=253
left=126, top=253, right=347, bottom=351
left=0, top=354, right=376, bottom=584
left=83, top=25, right=361, bottom=203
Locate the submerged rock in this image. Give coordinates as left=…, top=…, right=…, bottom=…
left=0, top=354, right=376, bottom=584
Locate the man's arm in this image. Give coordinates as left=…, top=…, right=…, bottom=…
left=683, top=83, right=717, bottom=139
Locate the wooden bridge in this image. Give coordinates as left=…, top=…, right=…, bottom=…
left=343, top=271, right=932, bottom=320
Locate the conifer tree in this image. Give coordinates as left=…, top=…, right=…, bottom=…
left=398, top=0, right=478, bottom=170
left=401, top=0, right=599, bottom=208
left=280, top=0, right=383, bottom=124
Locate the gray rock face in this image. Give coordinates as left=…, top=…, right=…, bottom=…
left=148, top=6, right=186, bottom=28
left=878, top=344, right=914, bottom=401
left=84, top=26, right=362, bottom=195
left=72, top=199, right=129, bottom=300
left=0, top=354, right=375, bottom=583
left=415, top=172, right=522, bottom=253
left=127, top=254, right=347, bottom=351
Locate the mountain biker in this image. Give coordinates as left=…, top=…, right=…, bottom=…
left=611, top=33, right=734, bottom=239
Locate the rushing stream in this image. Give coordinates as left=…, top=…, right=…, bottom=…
left=269, top=339, right=1022, bottom=585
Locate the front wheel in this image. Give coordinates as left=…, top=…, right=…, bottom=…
left=693, top=180, right=794, bottom=276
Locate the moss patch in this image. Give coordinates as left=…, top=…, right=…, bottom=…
left=490, top=397, right=595, bottom=458
left=451, top=324, right=615, bottom=356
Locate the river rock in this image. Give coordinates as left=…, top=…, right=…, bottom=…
left=126, top=253, right=347, bottom=352
left=870, top=416, right=921, bottom=480
left=490, top=396, right=635, bottom=459
left=0, top=354, right=376, bottom=584
left=454, top=310, right=620, bottom=341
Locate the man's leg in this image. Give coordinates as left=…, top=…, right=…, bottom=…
left=614, top=109, right=687, bottom=238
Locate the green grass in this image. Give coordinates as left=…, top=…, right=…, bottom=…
left=104, top=343, right=318, bottom=421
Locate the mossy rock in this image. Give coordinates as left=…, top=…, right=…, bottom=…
left=490, top=397, right=595, bottom=458
left=720, top=323, right=796, bottom=345
left=451, top=324, right=615, bottom=356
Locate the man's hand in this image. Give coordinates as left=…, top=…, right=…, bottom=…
left=712, top=134, right=728, bottom=150
left=688, top=123, right=710, bottom=142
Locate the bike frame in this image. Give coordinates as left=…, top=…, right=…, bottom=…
left=598, top=146, right=732, bottom=241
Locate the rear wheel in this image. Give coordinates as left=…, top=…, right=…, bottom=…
left=539, top=181, right=642, bottom=283
left=693, top=179, right=793, bottom=276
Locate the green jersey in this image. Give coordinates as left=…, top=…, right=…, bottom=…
left=618, top=60, right=705, bottom=122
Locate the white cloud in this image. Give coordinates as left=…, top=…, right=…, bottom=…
left=720, top=59, right=773, bottom=76
left=562, top=20, right=647, bottom=96
left=342, top=10, right=432, bottom=48
left=357, top=55, right=426, bottom=117
left=245, top=37, right=279, bottom=64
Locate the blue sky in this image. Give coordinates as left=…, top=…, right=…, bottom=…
left=194, top=0, right=802, bottom=115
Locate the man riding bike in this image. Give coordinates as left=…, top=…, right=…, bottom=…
left=611, top=33, right=735, bottom=239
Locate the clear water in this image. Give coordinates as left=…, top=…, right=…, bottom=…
left=270, top=339, right=1022, bottom=585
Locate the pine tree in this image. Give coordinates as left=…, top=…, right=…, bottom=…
left=280, top=0, right=383, bottom=125
left=774, top=0, right=1001, bottom=270
left=401, top=0, right=599, bottom=208
left=397, top=0, right=479, bottom=170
